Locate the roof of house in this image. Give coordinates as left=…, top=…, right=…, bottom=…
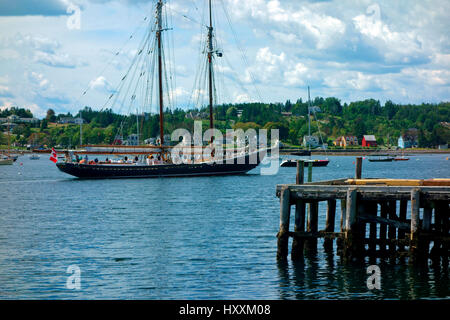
left=363, top=135, right=376, bottom=141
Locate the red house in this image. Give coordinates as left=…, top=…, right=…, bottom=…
left=362, top=135, right=377, bottom=147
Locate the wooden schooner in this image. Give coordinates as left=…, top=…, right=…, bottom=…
left=56, top=0, right=273, bottom=178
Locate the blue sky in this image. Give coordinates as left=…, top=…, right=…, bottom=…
left=0, top=0, right=449, bottom=118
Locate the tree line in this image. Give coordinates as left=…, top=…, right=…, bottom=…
left=1, top=98, right=449, bottom=148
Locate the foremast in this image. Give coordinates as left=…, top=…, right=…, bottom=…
left=207, top=0, right=215, bottom=133
left=156, top=0, right=165, bottom=146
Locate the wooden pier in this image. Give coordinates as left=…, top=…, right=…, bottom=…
left=276, top=158, right=450, bottom=264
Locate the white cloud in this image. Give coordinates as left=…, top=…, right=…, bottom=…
left=284, top=63, right=308, bottom=87
left=26, top=103, right=47, bottom=118
left=33, top=51, right=78, bottom=68
left=0, top=33, right=86, bottom=68
left=242, top=47, right=286, bottom=84
left=234, top=93, right=254, bottom=103
left=225, top=0, right=345, bottom=49
left=28, top=72, right=50, bottom=89
left=353, top=8, right=424, bottom=63
left=0, top=85, right=14, bottom=97
left=89, top=76, right=114, bottom=92
left=401, top=68, right=450, bottom=86
left=0, top=0, right=448, bottom=115
left=324, top=71, right=382, bottom=91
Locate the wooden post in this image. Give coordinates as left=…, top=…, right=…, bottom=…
left=344, top=188, right=358, bottom=259
left=422, top=204, right=432, bottom=258
left=409, top=188, right=421, bottom=262
left=302, top=162, right=315, bottom=253
left=277, top=187, right=291, bottom=260
left=442, top=200, right=450, bottom=265
left=355, top=157, right=362, bottom=179
left=345, top=189, right=357, bottom=232
left=305, top=201, right=319, bottom=253
left=388, top=200, right=397, bottom=256
left=430, top=201, right=449, bottom=260
left=296, top=160, right=304, bottom=185
left=324, top=199, right=336, bottom=252
left=291, top=199, right=306, bottom=260
left=379, top=202, right=388, bottom=255
left=422, top=205, right=432, bottom=231
left=337, top=198, right=346, bottom=253
left=367, top=201, right=378, bottom=256
left=307, top=162, right=312, bottom=182
left=398, top=200, right=408, bottom=251
left=340, top=199, right=347, bottom=232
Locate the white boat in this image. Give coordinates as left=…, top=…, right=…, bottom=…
left=29, top=154, right=40, bottom=160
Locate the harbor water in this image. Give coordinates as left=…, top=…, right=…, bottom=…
left=0, top=154, right=449, bottom=299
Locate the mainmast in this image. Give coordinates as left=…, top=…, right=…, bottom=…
left=7, top=122, right=10, bottom=156
left=156, top=0, right=165, bottom=146
left=207, top=0, right=214, bottom=132
left=79, top=110, right=83, bottom=146
left=307, top=86, right=311, bottom=151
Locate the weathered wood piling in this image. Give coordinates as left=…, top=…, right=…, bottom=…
left=276, top=157, right=450, bottom=264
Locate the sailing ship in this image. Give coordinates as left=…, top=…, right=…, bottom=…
left=56, top=0, right=271, bottom=179
left=280, top=86, right=329, bottom=168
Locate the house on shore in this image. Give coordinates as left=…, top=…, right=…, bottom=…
left=333, top=136, right=358, bottom=148
left=58, top=117, right=85, bottom=125
left=0, top=115, right=39, bottom=125
left=398, top=129, right=418, bottom=149
left=362, top=135, right=377, bottom=147
left=303, top=135, right=320, bottom=148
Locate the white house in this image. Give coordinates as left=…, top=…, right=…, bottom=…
left=303, top=135, right=320, bottom=148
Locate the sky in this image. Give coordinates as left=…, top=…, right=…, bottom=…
left=0, top=0, right=449, bottom=118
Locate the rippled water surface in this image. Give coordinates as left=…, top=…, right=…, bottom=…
left=0, top=154, right=449, bottom=299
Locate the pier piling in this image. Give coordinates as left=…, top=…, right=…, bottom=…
left=276, top=157, right=450, bottom=264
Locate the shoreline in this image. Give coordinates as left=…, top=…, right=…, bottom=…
left=2, top=148, right=449, bottom=157
left=281, top=149, right=450, bottom=156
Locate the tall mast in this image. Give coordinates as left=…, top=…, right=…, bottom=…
left=136, top=108, right=140, bottom=146
left=7, top=122, right=10, bottom=156
left=79, top=110, right=83, bottom=146
left=207, top=0, right=214, bottom=132
left=307, top=86, right=311, bottom=151
left=156, top=0, right=165, bottom=146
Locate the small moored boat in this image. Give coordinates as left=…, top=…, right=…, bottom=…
left=280, top=159, right=329, bottom=167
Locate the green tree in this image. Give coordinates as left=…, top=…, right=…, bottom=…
left=46, top=109, right=56, bottom=122
left=40, top=119, right=48, bottom=131
left=226, top=106, right=238, bottom=119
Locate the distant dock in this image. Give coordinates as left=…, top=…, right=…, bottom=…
left=276, top=158, right=449, bottom=264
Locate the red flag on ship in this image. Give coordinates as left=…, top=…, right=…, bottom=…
left=50, top=147, right=58, bottom=163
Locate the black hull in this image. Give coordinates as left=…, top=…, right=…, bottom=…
left=280, top=159, right=329, bottom=167
left=291, top=151, right=311, bottom=156
left=56, top=151, right=265, bottom=179
left=368, top=159, right=394, bottom=162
